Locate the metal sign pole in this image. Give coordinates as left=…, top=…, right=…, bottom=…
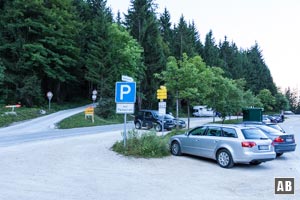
left=124, top=113, right=127, bottom=147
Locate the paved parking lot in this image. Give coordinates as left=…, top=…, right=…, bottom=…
left=0, top=116, right=299, bottom=200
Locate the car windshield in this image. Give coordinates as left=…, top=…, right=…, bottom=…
left=267, top=124, right=284, bottom=132
left=242, top=128, right=268, bottom=139
left=164, top=114, right=174, bottom=119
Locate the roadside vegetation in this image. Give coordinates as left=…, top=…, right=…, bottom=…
left=111, top=118, right=245, bottom=158
left=58, top=112, right=133, bottom=129
left=0, top=101, right=89, bottom=127
left=112, top=129, right=185, bottom=158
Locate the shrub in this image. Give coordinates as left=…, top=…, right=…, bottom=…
left=112, top=129, right=170, bottom=158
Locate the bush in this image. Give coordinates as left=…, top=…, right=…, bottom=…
left=112, top=129, right=170, bottom=158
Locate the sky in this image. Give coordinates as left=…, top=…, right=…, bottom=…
left=106, top=0, right=300, bottom=92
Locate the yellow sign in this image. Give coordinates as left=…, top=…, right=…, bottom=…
left=85, top=107, right=95, bottom=123
left=157, top=86, right=167, bottom=100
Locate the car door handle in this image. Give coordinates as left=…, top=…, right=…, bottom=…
left=214, top=140, right=219, bottom=143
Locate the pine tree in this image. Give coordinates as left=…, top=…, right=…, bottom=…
left=125, top=0, right=165, bottom=109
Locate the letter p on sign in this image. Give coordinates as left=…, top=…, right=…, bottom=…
left=115, top=82, right=136, bottom=103
left=120, top=85, right=131, bottom=100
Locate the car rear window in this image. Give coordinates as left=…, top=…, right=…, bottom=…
left=242, top=128, right=268, bottom=139
left=222, top=128, right=237, bottom=138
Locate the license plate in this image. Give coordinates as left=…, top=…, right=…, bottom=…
left=286, top=138, right=293, bottom=142
left=259, top=145, right=269, bottom=150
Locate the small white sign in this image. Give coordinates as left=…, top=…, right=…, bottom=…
left=122, top=75, right=134, bottom=82
left=159, top=107, right=166, bottom=115
left=116, top=103, right=134, bottom=114
left=159, top=101, right=166, bottom=108
left=158, top=102, right=166, bottom=115
left=47, top=91, right=53, bottom=100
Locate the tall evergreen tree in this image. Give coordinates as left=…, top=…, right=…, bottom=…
left=124, top=0, right=165, bottom=109
left=202, top=30, right=223, bottom=67
left=219, top=37, right=243, bottom=79
left=159, top=8, right=173, bottom=57
left=172, top=16, right=201, bottom=59
left=0, top=0, right=81, bottom=105
left=244, top=43, right=277, bottom=95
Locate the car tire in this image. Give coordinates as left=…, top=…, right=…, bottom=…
left=171, top=141, right=182, bottom=156
left=154, top=123, right=162, bottom=132
left=217, top=149, right=234, bottom=168
left=276, top=153, right=284, bottom=157
left=135, top=122, right=141, bottom=129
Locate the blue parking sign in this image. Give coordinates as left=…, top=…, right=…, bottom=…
left=115, top=82, right=136, bottom=103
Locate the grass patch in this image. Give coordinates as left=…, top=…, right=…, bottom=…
left=0, top=100, right=90, bottom=127
left=0, top=107, right=44, bottom=127
left=57, top=112, right=126, bottom=129
left=112, top=129, right=185, bottom=158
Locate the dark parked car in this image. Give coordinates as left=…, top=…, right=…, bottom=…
left=164, top=114, right=186, bottom=129
left=240, top=123, right=296, bottom=157
left=134, top=110, right=175, bottom=132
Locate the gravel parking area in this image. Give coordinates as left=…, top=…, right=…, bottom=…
left=0, top=116, right=299, bottom=200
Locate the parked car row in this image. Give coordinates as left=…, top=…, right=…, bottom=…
left=169, top=123, right=296, bottom=168
left=263, top=114, right=284, bottom=123
left=134, top=110, right=186, bottom=132
left=240, top=122, right=296, bottom=157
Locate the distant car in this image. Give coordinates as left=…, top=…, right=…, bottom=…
left=134, top=110, right=175, bottom=132
left=169, top=124, right=275, bottom=168
left=164, top=114, right=186, bottom=129
left=240, top=123, right=296, bottom=157
left=274, top=114, right=284, bottom=123
left=284, top=111, right=294, bottom=115
left=265, top=115, right=277, bottom=123
left=262, top=115, right=271, bottom=123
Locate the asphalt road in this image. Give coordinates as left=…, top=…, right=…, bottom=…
left=0, top=107, right=214, bottom=147
left=0, top=109, right=299, bottom=200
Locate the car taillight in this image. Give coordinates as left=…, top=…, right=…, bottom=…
left=273, top=136, right=284, bottom=143
left=241, top=141, right=256, bottom=148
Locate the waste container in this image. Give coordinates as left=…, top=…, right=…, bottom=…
left=242, top=108, right=263, bottom=122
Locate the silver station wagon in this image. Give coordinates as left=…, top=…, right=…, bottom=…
left=169, top=124, right=276, bottom=168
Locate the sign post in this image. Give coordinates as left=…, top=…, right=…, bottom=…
left=92, top=89, right=97, bottom=107
left=47, top=91, right=53, bottom=111
left=157, top=86, right=167, bottom=135
left=115, top=76, right=136, bottom=147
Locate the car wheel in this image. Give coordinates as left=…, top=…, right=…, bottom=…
left=276, top=153, right=284, bottom=157
left=171, top=141, right=182, bottom=156
left=135, top=122, right=141, bottom=129
left=217, top=149, right=234, bottom=168
left=154, top=123, right=162, bottom=132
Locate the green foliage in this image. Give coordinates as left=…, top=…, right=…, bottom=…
left=257, top=89, right=276, bottom=111
left=57, top=112, right=124, bottom=129
left=95, top=97, right=115, bottom=118
left=112, top=129, right=170, bottom=158
left=0, top=106, right=42, bottom=127
left=0, top=0, right=284, bottom=114
left=125, top=0, right=165, bottom=108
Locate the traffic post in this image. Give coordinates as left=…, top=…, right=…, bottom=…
left=157, top=86, right=167, bottom=135
left=47, top=91, right=53, bottom=111
left=115, top=76, right=136, bottom=147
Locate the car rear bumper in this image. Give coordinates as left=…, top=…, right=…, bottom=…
left=274, top=143, right=297, bottom=153
left=234, top=151, right=276, bottom=164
